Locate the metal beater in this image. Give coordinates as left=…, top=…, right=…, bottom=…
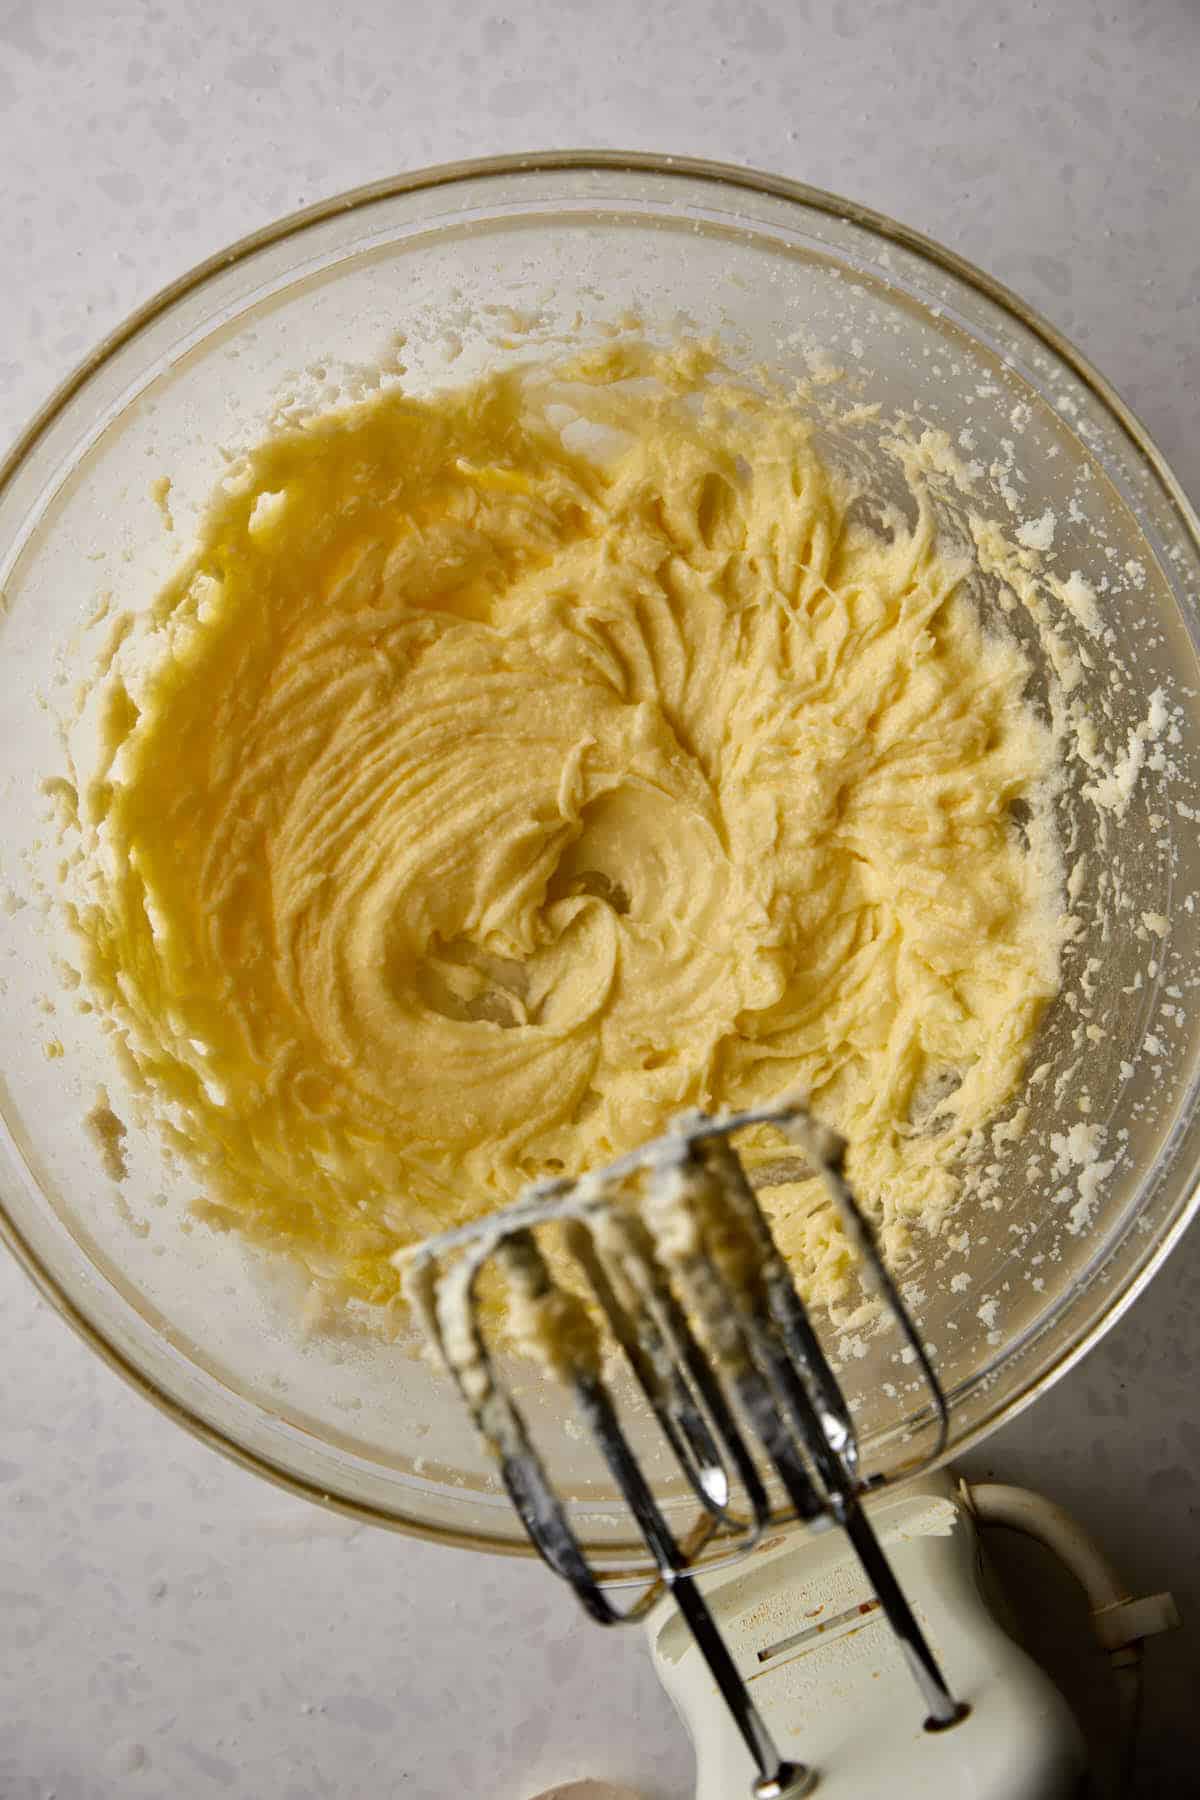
left=402, top=1102, right=968, bottom=1799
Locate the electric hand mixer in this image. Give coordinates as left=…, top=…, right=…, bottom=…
left=403, top=1102, right=1177, bottom=1800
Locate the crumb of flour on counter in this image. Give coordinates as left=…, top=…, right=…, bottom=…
left=85, top=1086, right=129, bottom=1183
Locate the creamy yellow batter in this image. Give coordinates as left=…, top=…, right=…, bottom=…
left=73, top=343, right=1063, bottom=1316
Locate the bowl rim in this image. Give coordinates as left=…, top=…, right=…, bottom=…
left=2, top=148, right=1198, bottom=1558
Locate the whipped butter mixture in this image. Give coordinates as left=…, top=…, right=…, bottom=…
left=72, top=342, right=1064, bottom=1315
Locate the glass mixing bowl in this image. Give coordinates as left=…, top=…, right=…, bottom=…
left=1, top=153, right=1198, bottom=1566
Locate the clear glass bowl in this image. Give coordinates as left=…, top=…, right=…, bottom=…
left=1, top=154, right=1198, bottom=1565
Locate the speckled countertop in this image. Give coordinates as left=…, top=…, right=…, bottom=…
left=1, top=3, right=1198, bottom=1797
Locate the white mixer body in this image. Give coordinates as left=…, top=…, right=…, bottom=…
left=645, top=1471, right=1086, bottom=1800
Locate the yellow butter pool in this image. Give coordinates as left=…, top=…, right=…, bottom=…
left=71, top=342, right=1063, bottom=1317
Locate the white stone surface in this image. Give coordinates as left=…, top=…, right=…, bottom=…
left=1, top=2, right=1197, bottom=1796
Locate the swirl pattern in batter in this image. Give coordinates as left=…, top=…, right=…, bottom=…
left=75, top=343, right=1063, bottom=1315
